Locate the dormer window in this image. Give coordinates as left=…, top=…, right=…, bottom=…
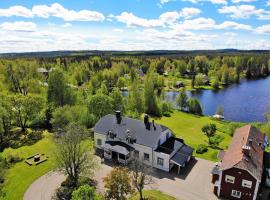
left=126, top=130, right=136, bottom=144
left=108, top=130, right=116, bottom=139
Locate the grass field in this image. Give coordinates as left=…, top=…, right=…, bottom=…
left=0, top=111, right=245, bottom=200
left=156, top=111, right=233, bottom=161
left=129, top=190, right=176, bottom=200
left=0, top=132, right=57, bottom=200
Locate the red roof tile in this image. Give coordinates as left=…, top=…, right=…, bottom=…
left=220, top=125, right=264, bottom=181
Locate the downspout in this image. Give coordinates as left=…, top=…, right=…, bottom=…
left=253, top=180, right=260, bottom=200
left=217, top=170, right=222, bottom=197
left=152, top=147, right=154, bottom=167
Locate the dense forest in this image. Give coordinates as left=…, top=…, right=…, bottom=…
left=0, top=52, right=270, bottom=199
left=1, top=52, right=270, bottom=150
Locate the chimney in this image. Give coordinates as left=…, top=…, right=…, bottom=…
left=144, top=114, right=150, bottom=130
left=152, top=120, right=156, bottom=131
left=242, top=145, right=251, bottom=157
left=249, top=139, right=253, bottom=146
left=115, top=110, right=121, bottom=124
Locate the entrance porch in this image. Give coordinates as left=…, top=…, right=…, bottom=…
left=103, top=141, right=134, bottom=165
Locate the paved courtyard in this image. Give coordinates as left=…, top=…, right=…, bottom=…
left=95, top=157, right=219, bottom=200
left=24, top=157, right=219, bottom=200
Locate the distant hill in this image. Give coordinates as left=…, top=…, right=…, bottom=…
left=0, top=49, right=270, bottom=58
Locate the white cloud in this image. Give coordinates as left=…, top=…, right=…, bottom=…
left=0, top=24, right=269, bottom=53
left=33, top=3, right=105, bottom=21
left=218, top=5, right=270, bottom=19
left=232, top=0, right=257, bottom=3
left=0, top=3, right=105, bottom=22
left=175, top=17, right=216, bottom=30
left=48, top=22, right=56, bottom=26
left=218, top=21, right=252, bottom=30
left=267, top=0, right=270, bottom=6
left=179, top=7, right=201, bottom=19
left=0, top=21, right=37, bottom=32
left=159, top=11, right=181, bottom=23
left=211, top=0, right=228, bottom=4
left=160, top=0, right=172, bottom=4
left=172, top=17, right=252, bottom=31
left=224, top=32, right=237, bottom=36
left=159, top=0, right=225, bottom=5
left=63, top=23, right=72, bottom=27
left=115, top=8, right=200, bottom=28
left=255, top=24, right=270, bottom=34
left=115, top=12, right=165, bottom=27
left=112, top=28, right=124, bottom=32
left=0, top=6, right=33, bottom=17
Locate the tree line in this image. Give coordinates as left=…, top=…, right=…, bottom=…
left=0, top=54, right=270, bottom=151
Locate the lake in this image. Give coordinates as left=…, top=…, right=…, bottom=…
left=165, top=77, right=270, bottom=122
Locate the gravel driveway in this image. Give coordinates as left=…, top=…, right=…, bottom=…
left=95, top=158, right=218, bottom=200
left=24, top=158, right=218, bottom=200
left=23, top=171, right=66, bottom=200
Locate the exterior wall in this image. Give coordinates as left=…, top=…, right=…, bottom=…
left=94, top=130, right=181, bottom=172
left=94, top=132, right=155, bottom=167
left=153, top=151, right=170, bottom=171
left=131, top=142, right=153, bottom=166
left=94, top=132, right=107, bottom=149
left=220, top=167, right=257, bottom=200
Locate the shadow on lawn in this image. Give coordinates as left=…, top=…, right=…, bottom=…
left=1, top=128, right=44, bottom=151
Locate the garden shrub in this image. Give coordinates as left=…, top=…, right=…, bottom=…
left=209, top=135, right=224, bottom=147
left=196, top=144, right=208, bottom=154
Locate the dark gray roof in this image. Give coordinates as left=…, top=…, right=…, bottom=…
left=94, top=114, right=169, bottom=148
left=171, top=152, right=189, bottom=166
left=180, top=145, right=193, bottom=155
left=155, top=137, right=184, bottom=154
left=170, top=145, right=193, bottom=166
left=104, top=141, right=135, bottom=155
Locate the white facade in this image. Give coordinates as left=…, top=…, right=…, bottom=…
left=94, top=130, right=173, bottom=172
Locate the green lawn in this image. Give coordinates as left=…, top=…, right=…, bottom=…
left=0, top=132, right=57, bottom=200
left=156, top=111, right=232, bottom=161
left=0, top=111, right=239, bottom=199
left=129, top=190, right=176, bottom=200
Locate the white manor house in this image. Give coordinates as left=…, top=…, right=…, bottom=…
left=93, top=111, right=193, bottom=173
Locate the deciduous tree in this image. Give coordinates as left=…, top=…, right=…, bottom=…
left=10, top=94, right=44, bottom=131
left=187, top=98, right=202, bottom=115
left=201, top=123, right=217, bottom=145
left=129, top=158, right=153, bottom=200
left=144, top=73, right=160, bottom=116
left=56, top=123, right=97, bottom=187
left=176, top=89, right=188, bottom=111
left=88, top=94, right=113, bottom=120
left=72, top=185, right=102, bottom=200
left=48, top=68, right=75, bottom=107
left=103, top=167, right=133, bottom=200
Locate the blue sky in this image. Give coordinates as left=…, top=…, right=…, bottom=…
left=0, top=0, right=269, bottom=52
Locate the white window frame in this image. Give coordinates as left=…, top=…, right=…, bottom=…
left=231, top=190, right=241, bottom=198
left=97, top=139, right=102, bottom=146
left=144, top=153, right=150, bottom=161
left=225, top=175, right=235, bottom=184
left=157, top=157, right=164, bottom=166
left=242, top=179, right=252, bottom=188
